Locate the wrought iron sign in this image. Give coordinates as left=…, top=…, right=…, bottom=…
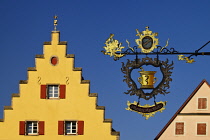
left=121, top=57, right=173, bottom=100
left=102, top=27, right=210, bottom=119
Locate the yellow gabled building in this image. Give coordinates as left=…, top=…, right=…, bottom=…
left=0, top=26, right=120, bottom=140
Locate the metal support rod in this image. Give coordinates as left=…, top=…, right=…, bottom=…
left=195, top=41, right=210, bottom=52
left=115, top=41, right=210, bottom=56
left=188, top=41, right=210, bottom=58
left=116, top=52, right=210, bottom=55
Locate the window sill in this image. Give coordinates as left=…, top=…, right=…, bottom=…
left=48, top=98, right=60, bottom=100
left=26, top=134, right=39, bottom=136
left=196, top=135, right=207, bottom=136
left=65, top=134, right=78, bottom=136
left=197, top=109, right=208, bottom=110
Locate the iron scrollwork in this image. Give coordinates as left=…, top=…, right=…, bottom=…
left=121, top=57, right=174, bottom=100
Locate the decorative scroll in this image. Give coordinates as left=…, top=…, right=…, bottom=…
left=126, top=101, right=167, bottom=120
left=178, top=55, right=195, bottom=63
left=66, top=77, right=69, bottom=85
left=38, top=77, right=41, bottom=85
left=121, top=57, right=173, bottom=100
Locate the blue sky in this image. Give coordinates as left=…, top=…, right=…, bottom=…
left=0, top=1, right=210, bottom=140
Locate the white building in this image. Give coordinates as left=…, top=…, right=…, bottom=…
left=155, top=79, right=210, bottom=140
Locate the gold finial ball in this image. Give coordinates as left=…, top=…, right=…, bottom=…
left=54, top=15, right=58, bottom=19
left=145, top=26, right=149, bottom=29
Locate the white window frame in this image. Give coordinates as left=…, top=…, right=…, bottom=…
left=196, top=122, right=208, bottom=136
left=197, top=97, right=208, bottom=110
left=26, top=121, right=38, bottom=135
left=65, top=121, right=77, bottom=135
left=47, top=85, right=59, bottom=99
left=174, top=121, right=185, bottom=136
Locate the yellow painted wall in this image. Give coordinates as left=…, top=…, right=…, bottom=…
left=0, top=31, right=120, bottom=140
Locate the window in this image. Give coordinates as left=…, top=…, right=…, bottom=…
left=197, top=123, right=207, bottom=135
left=175, top=122, right=184, bottom=135
left=58, top=120, right=84, bottom=135
left=65, top=121, right=77, bottom=135
left=19, top=121, right=44, bottom=135
left=26, top=121, right=38, bottom=135
left=48, top=85, right=59, bottom=98
left=40, top=85, right=66, bottom=99
left=198, top=98, right=207, bottom=109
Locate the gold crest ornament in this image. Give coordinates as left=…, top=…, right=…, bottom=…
left=136, top=26, right=159, bottom=53
left=126, top=101, right=167, bottom=120
left=102, top=34, right=125, bottom=59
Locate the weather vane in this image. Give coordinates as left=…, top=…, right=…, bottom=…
left=102, top=27, right=210, bottom=119
left=54, top=15, right=58, bottom=31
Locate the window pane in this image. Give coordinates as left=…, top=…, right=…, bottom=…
left=49, top=86, right=53, bottom=90
left=28, top=129, right=32, bottom=133
left=66, top=130, right=70, bottom=134
left=66, top=122, right=70, bottom=126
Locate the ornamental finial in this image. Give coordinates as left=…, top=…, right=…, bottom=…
left=54, top=15, right=58, bottom=31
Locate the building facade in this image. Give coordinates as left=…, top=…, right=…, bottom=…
left=0, top=30, right=120, bottom=140
left=155, top=79, right=210, bottom=140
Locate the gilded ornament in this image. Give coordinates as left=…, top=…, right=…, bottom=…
left=125, top=101, right=167, bottom=120
left=160, top=39, right=170, bottom=52
left=103, top=34, right=125, bottom=59
left=138, top=68, right=157, bottom=89
left=135, top=26, right=159, bottom=53
left=178, top=55, right=195, bottom=63
left=54, top=15, right=58, bottom=31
